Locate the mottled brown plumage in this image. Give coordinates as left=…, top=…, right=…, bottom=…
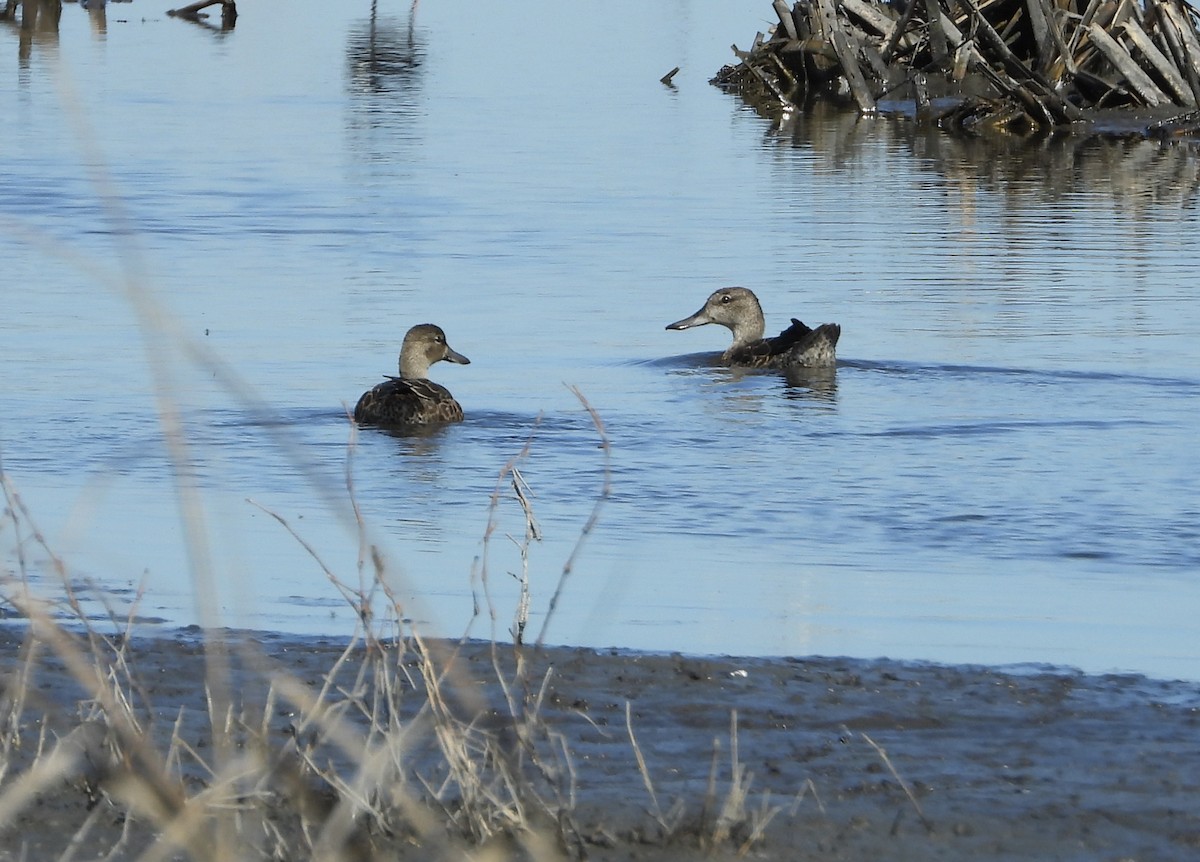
left=353, top=324, right=470, bottom=427
left=666, top=287, right=840, bottom=369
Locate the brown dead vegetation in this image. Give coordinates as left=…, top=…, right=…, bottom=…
left=714, top=0, right=1200, bottom=135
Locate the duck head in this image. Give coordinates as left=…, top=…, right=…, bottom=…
left=398, top=323, right=471, bottom=379
left=665, top=287, right=767, bottom=349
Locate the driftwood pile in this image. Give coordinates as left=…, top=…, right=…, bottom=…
left=712, top=0, right=1200, bottom=134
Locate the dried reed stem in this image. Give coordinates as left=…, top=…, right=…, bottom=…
left=860, top=730, right=933, bottom=833
left=537, top=386, right=610, bottom=647
left=625, top=701, right=670, bottom=829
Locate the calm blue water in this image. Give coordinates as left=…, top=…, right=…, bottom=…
left=2, top=0, right=1199, bottom=680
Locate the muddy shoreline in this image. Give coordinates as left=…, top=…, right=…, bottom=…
left=2, top=625, right=1199, bottom=860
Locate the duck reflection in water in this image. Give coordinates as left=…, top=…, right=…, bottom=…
left=707, top=364, right=839, bottom=410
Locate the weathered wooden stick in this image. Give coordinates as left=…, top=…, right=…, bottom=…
left=938, top=13, right=989, bottom=68
left=912, top=72, right=931, bottom=117
left=791, top=1, right=812, bottom=41
left=780, top=37, right=840, bottom=62
left=1068, top=0, right=1110, bottom=56
left=766, top=50, right=799, bottom=90
left=1122, top=18, right=1195, bottom=105
left=933, top=12, right=986, bottom=85
left=955, top=0, right=1083, bottom=121
left=925, top=0, right=951, bottom=63
left=745, top=56, right=798, bottom=108
left=858, top=37, right=893, bottom=81
left=1025, top=0, right=1054, bottom=73
left=1110, top=0, right=1139, bottom=31
left=999, top=6, right=1028, bottom=44
left=816, top=0, right=878, bottom=111
left=972, top=59, right=1056, bottom=126
left=843, top=0, right=921, bottom=71
left=1042, top=0, right=1077, bottom=78
left=1080, top=0, right=1112, bottom=30
left=1086, top=23, right=1172, bottom=104
left=774, top=0, right=799, bottom=40
left=881, top=0, right=921, bottom=63
left=1150, top=0, right=1200, bottom=104
left=1161, top=0, right=1200, bottom=82
left=841, top=0, right=896, bottom=39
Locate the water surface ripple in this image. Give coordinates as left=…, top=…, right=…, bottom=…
left=1, top=0, right=1199, bottom=680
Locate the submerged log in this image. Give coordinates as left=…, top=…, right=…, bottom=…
left=713, top=0, right=1200, bottom=135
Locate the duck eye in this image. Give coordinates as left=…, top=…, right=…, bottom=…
left=720, top=294, right=732, bottom=304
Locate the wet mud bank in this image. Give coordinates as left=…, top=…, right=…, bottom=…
left=2, top=626, right=1199, bottom=860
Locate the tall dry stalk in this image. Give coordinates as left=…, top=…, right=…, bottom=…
left=537, top=387, right=610, bottom=648
left=508, top=465, right=541, bottom=645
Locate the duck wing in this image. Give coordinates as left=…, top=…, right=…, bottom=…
left=354, top=377, right=464, bottom=426
left=723, top=319, right=819, bottom=367
left=780, top=319, right=840, bottom=368
left=772, top=319, right=818, bottom=350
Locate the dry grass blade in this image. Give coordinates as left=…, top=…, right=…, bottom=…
left=4, top=601, right=188, bottom=829
left=0, top=629, right=39, bottom=786
left=471, top=423, right=540, bottom=643
left=625, top=700, right=675, bottom=834
left=507, top=465, right=541, bottom=645
left=860, top=730, right=933, bottom=833
left=711, top=709, right=747, bottom=845
left=0, top=723, right=101, bottom=827
left=246, top=498, right=366, bottom=612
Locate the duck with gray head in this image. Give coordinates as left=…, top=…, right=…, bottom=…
left=353, top=323, right=470, bottom=426
left=666, top=287, right=840, bottom=369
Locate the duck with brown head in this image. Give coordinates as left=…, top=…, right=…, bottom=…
left=353, top=323, right=470, bottom=426
left=666, top=287, right=840, bottom=369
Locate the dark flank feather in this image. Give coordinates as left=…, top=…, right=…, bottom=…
left=354, top=377, right=464, bottom=426
left=728, top=318, right=841, bottom=368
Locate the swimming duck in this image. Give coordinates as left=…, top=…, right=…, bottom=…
left=666, top=287, right=840, bottom=369
left=353, top=323, right=470, bottom=426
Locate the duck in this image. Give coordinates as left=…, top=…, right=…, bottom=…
left=665, top=287, right=840, bottom=369
left=353, top=323, right=470, bottom=426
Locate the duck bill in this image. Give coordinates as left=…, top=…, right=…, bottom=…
left=443, top=346, right=471, bottom=365
left=665, top=308, right=712, bottom=331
